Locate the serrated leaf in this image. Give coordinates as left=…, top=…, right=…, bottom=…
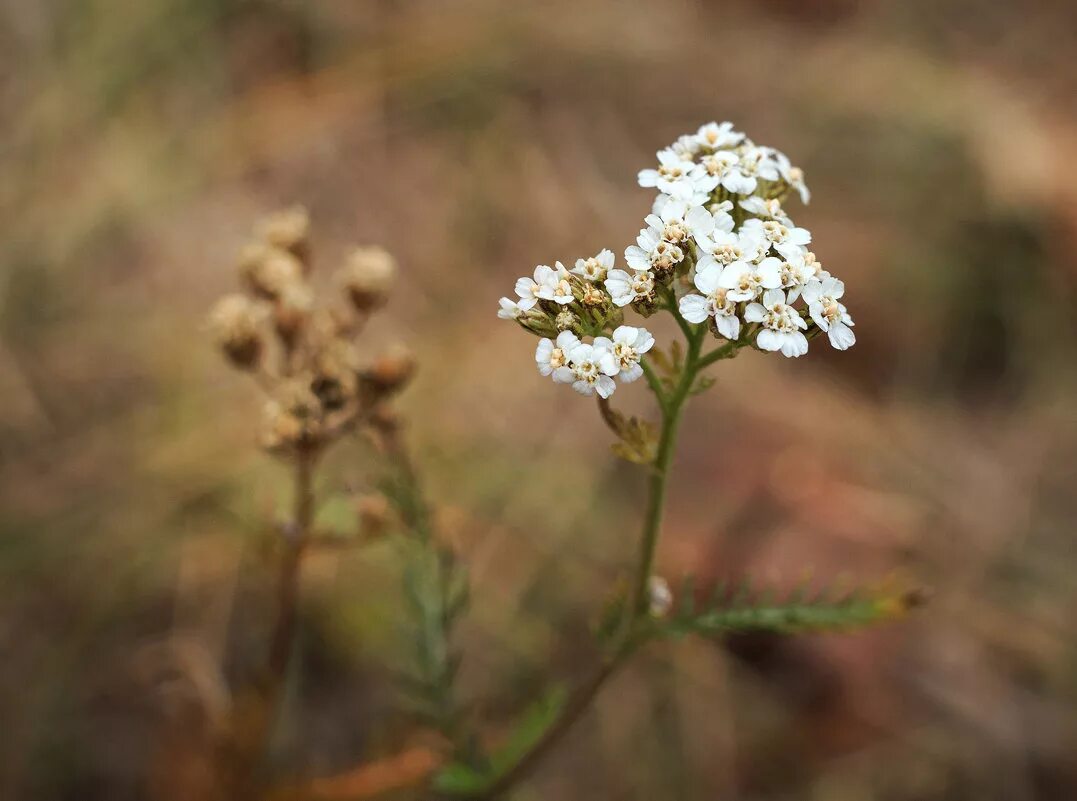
left=653, top=577, right=925, bottom=639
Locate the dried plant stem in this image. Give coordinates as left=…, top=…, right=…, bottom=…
left=225, top=447, right=317, bottom=799
left=268, top=447, right=316, bottom=682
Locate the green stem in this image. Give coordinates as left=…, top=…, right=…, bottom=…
left=629, top=322, right=703, bottom=615
left=470, top=319, right=713, bottom=800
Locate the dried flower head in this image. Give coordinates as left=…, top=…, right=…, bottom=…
left=261, top=379, right=324, bottom=452
left=212, top=207, right=412, bottom=457
left=209, top=293, right=267, bottom=370
left=256, top=205, right=311, bottom=269
left=361, top=344, right=416, bottom=399
left=273, top=280, right=314, bottom=347
left=239, top=244, right=305, bottom=300
left=339, top=246, right=396, bottom=312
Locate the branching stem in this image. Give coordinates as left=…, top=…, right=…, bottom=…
left=474, top=313, right=731, bottom=799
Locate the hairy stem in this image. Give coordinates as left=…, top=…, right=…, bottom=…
left=629, top=322, right=703, bottom=616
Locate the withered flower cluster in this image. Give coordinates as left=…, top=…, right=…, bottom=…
left=209, top=206, right=414, bottom=457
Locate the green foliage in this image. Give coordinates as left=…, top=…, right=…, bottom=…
left=652, top=576, right=926, bottom=638
left=433, top=684, right=568, bottom=796
left=381, top=463, right=475, bottom=759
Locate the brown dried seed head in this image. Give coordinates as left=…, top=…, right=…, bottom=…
left=239, top=244, right=305, bottom=300
left=257, top=206, right=311, bottom=269
left=208, top=294, right=266, bottom=370
left=261, top=380, right=324, bottom=451
left=311, top=341, right=360, bottom=411
left=273, top=280, right=314, bottom=347
left=363, top=344, right=416, bottom=396
left=338, top=246, right=396, bottom=311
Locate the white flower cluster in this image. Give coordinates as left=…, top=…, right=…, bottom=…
left=534, top=326, right=655, bottom=398
left=497, top=121, right=854, bottom=397
left=640, top=122, right=854, bottom=356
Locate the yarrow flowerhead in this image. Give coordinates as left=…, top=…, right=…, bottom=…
left=210, top=207, right=413, bottom=456
left=497, top=120, right=855, bottom=403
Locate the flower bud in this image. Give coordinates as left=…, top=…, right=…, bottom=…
left=257, top=206, right=311, bottom=270
left=518, top=310, right=558, bottom=338
left=647, top=576, right=673, bottom=618
left=338, top=247, right=396, bottom=312
left=554, top=309, right=578, bottom=332
left=239, top=244, right=304, bottom=300
left=581, top=283, right=608, bottom=308
left=208, top=294, right=266, bottom=370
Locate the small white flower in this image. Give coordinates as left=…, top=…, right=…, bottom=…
left=668, top=133, right=703, bottom=161
left=646, top=197, right=717, bottom=246
left=694, top=121, right=744, bottom=151
left=736, top=146, right=781, bottom=190
left=598, top=325, right=655, bottom=383
left=769, top=148, right=811, bottom=204
left=624, top=227, right=684, bottom=274
left=774, top=253, right=818, bottom=302
left=605, top=268, right=655, bottom=307
left=738, top=196, right=789, bottom=222
left=535, top=330, right=581, bottom=376
left=497, top=297, right=523, bottom=320
left=515, top=264, right=557, bottom=310
left=571, top=249, right=615, bottom=282
left=744, top=288, right=809, bottom=358
left=678, top=268, right=741, bottom=340
left=639, top=149, right=715, bottom=199
left=553, top=342, right=619, bottom=398
left=695, top=150, right=755, bottom=195
left=695, top=226, right=765, bottom=275
left=717, top=256, right=783, bottom=302
left=741, top=217, right=812, bottom=262
left=802, top=277, right=855, bottom=350
left=535, top=261, right=576, bottom=306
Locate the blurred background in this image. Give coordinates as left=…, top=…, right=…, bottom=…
left=2, top=0, right=1077, bottom=799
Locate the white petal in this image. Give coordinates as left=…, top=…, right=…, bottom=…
left=757, top=329, right=782, bottom=351
left=828, top=321, right=856, bottom=350
left=555, top=330, right=580, bottom=349
left=744, top=302, right=767, bottom=323
left=552, top=366, right=576, bottom=384
left=594, top=375, right=617, bottom=398
left=716, top=314, right=741, bottom=340
left=761, top=288, right=785, bottom=308
left=756, top=257, right=783, bottom=289
left=679, top=294, right=710, bottom=324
